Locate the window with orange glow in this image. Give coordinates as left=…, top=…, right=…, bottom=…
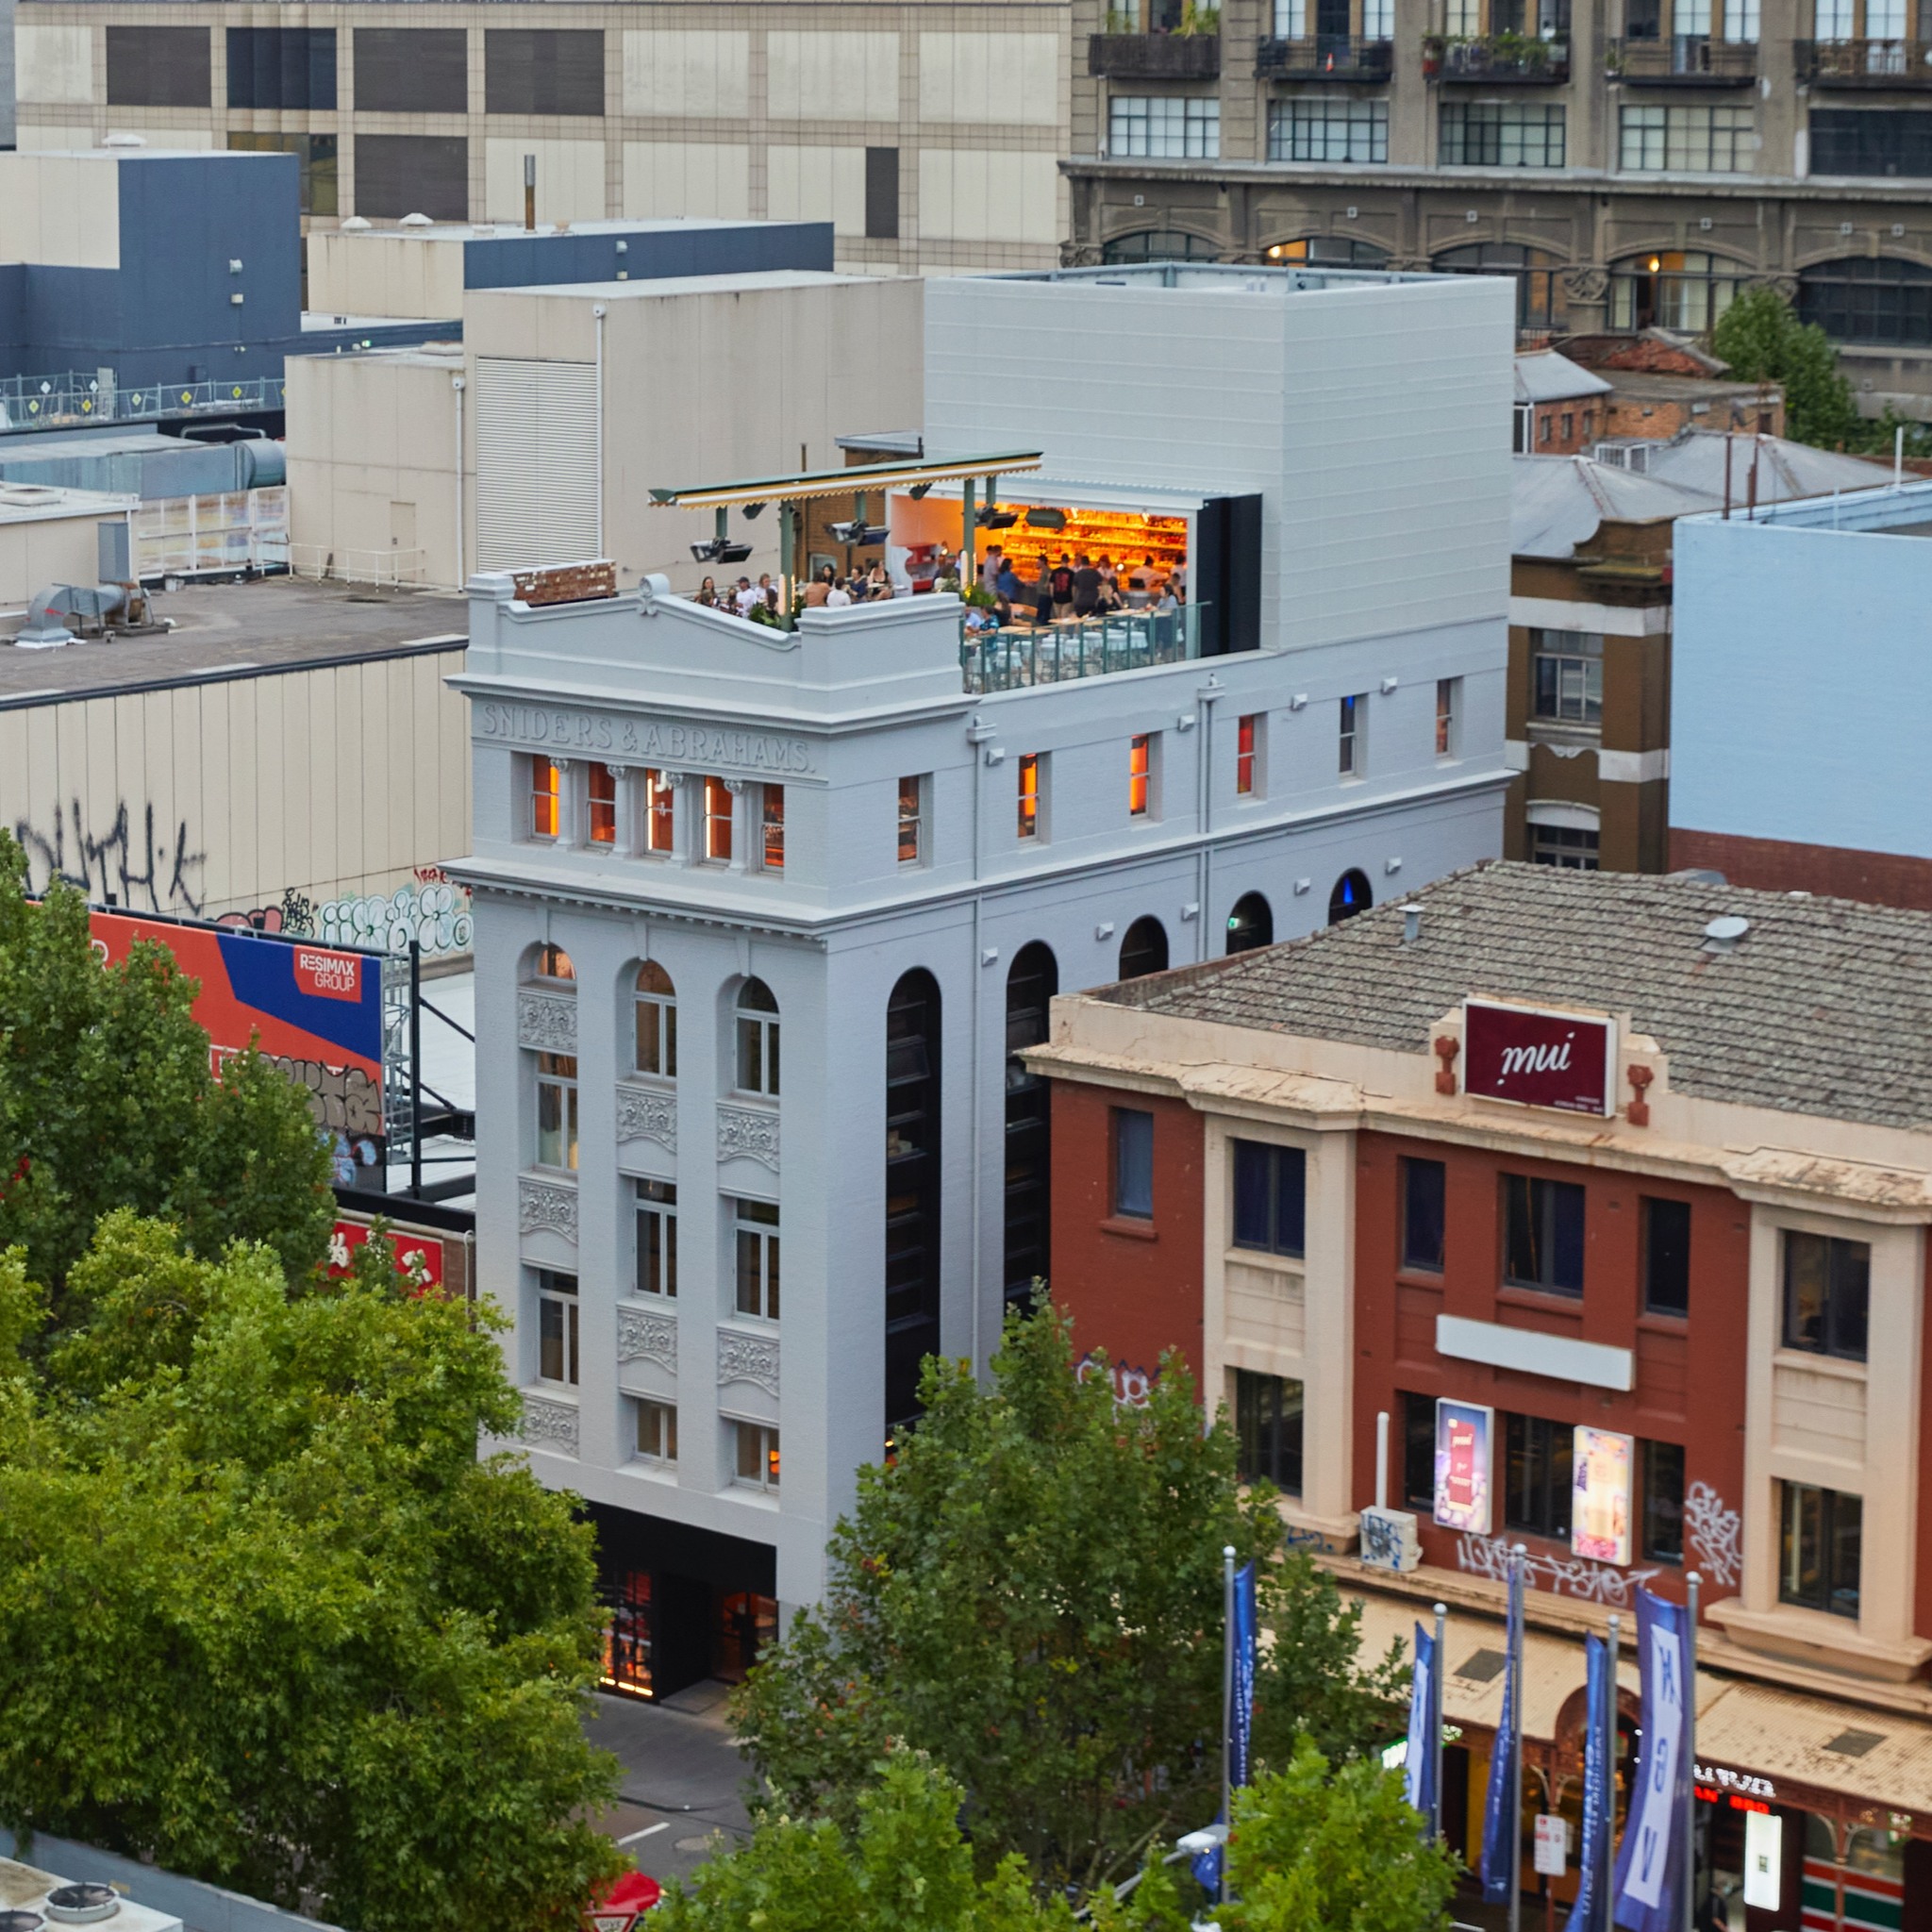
left=531, top=758, right=560, bottom=839
left=761, top=785, right=786, bottom=872
left=1017, top=754, right=1040, bottom=839
left=587, top=762, right=617, bottom=845
left=1128, top=735, right=1151, bottom=817
left=643, top=768, right=675, bottom=853
left=897, top=775, right=924, bottom=865
left=704, top=776, right=734, bottom=863
left=1236, top=715, right=1257, bottom=795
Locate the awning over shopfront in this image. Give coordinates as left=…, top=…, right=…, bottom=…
left=647, top=451, right=1043, bottom=511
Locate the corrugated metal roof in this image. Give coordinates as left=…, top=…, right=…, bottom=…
left=1511, top=454, right=1715, bottom=557
left=1515, top=351, right=1613, bottom=406
left=1631, top=429, right=1892, bottom=504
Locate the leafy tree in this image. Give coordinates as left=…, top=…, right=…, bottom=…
left=733, top=1307, right=1404, bottom=1895
left=0, top=831, right=334, bottom=1310
left=1711, top=286, right=1862, bottom=450
left=0, top=1212, right=625, bottom=1932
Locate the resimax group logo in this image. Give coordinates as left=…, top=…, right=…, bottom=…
left=294, top=947, right=362, bottom=1002
left=1462, top=998, right=1616, bottom=1116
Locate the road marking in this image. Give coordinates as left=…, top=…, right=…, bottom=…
left=617, top=1822, right=671, bottom=1847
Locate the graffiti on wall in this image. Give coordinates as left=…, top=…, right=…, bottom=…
left=1457, top=1531, right=1660, bottom=1607
left=1075, top=1351, right=1158, bottom=1410
left=1684, top=1481, right=1741, bottom=1587
left=15, top=799, right=207, bottom=914
left=315, top=877, right=474, bottom=958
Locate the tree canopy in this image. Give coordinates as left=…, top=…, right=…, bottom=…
left=733, top=1307, right=1405, bottom=1896
left=1711, top=287, right=1863, bottom=451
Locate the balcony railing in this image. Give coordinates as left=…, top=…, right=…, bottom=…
left=1257, top=32, right=1394, bottom=77
left=1609, top=34, right=1757, bottom=81
left=961, top=604, right=1201, bottom=694
left=1088, top=30, right=1223, bottom=77
left=1423, top=32, right=1571, bottom=80
left=1795, top=36, right=1932, bottom=84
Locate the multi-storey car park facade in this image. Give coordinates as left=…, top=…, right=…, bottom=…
left=1064, top=0, right=1932, bottom=414
left=451, top=262, right=1519, bottom=1691
left=12, top=0, right=1074, bottom=277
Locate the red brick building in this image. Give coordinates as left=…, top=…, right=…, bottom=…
left=1034, top=863, right=1932, bottom=1930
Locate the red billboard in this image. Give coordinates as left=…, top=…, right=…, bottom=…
left=326, top=1219, right=445, bottom=1293
left=1462, top=998, right=1616, bottom=1116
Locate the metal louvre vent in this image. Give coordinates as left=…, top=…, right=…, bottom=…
left=474, top=358, right=600, bottom=574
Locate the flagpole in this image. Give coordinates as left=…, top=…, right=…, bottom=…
left=1683, top=1574, right=1700, bottom=1932
left=1603, top=1612, right=1620, bottom=1932
left=1432, top=1601, right=1448, bottom=1845
left=1222, top=1544, right=1236, bottom=1836
left=1509, top=1545, right=1525, bottom=1932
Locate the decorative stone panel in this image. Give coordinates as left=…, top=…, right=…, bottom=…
left=616, top=1082, right=677, bottom=1154
left=517, top=988, right=577, bottom=1054
left=717, top=1102, right=779, bottom=1171
left=519, top=1174, right=578, bottom=1241
left=520, top=1392, right=579, bottom=1455
left=717, top=1328, right=780, bottom=1398
left=618, top=1304, right=677, bottom=1374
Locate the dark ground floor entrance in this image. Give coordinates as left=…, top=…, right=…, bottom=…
left=586, top=1501, right=779, bottom=1703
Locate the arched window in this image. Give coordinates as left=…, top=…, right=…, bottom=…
left=1799, top=255, right=1932, bottom=346
left=1607, top=250, right=1747, bottom=334
left=1119, top=916, right=1170, bottom=980
left=1101, top=229, right=1221, bottom=265
left=635, top=960, right=676, bottom=1078
left=1004, top=943, right=1058, bottom=1308
left=1432, top=242, right=1571, bottom=331
left=1328, top=870, right=1373, bottom=924
left=1225, top=892, right=1274, bottom=954
left=1265, top=237, right=1391, bottom=267
left=530, top=942, right=575, bottom=983
left=734, top=978, right=780, bottom=1097
left=886, top=969, right=943, bottom=1430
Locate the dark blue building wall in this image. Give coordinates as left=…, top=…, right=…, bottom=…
left=460, top=220, right=835, bottom=291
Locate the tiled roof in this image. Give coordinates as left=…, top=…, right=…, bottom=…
left=1103, top=862, right=1932, bottom=1133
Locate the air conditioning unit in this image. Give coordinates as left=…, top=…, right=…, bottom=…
left=0, top=1859, right=184, bottom=1932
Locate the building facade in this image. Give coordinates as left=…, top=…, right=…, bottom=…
left=1035, top=861, right=1932, bottom=1925
left=1065, top=0, right=1932, bottom=415
left=14, top=1, right=1074, bottom=276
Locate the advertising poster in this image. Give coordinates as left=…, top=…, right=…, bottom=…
left=1463, top=998, right=1617, bottom=1116
left=1434, top=1398, right=1494, bottom=1534
left=326, top=1219, right=445, bottom=1292
left=1572, top=1425, right=1635, bottom=1564
left=90, top=910, right=386, bottom=1176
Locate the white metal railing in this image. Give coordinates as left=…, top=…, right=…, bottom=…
left=289, top=544, right=427, bottom=589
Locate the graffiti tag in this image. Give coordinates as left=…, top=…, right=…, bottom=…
left=16, top=798, right=206, bottom=913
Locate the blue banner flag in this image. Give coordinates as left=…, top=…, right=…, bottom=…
left=1405, top=1621, right=1438, bottom=1825
left=1230, top=1562, right=1257, bottom=1791
left=1565, top=1634, right=1611, bottom=1932
left=1480, top=1552, right=1524, bottom=1906
left=1614, top=1590, right=1689, bottom=1932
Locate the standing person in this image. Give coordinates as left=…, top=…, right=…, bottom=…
left=734, top=576, right=758, bottom=615
left=995, top=554, right=1023, bottom=603
left=1171, top=556, right=1188, bottom=603
left=1049, top=553, right=1075, bottom=620
left=696, top=575, right=718, bottom=607
left=1031, top=558, right=1054, bottom=624
left=979, top=543, right=1005, bottom=595
left=757, top=571, right=777, bottom=612
left=1072, top=553, right=1102, bottom=619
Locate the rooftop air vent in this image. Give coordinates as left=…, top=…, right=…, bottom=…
left=399, top=212, right=433, bottom=227
left=44, top=1886, right=119, bottom=1924
left=1703, top=915, right=1751, bottom=954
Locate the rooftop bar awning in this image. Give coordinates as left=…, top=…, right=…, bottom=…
left=648, top=450, right=1044, bottom=511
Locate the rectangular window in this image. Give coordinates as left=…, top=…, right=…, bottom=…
left=1339, top=694, right=1364, bottom=775
left=354, top=135, right=470, bottom=224
left=1641, top=1197, right=1691, bottom=1317
left=535, top=1052, right=578, bottom=1172
left=587, top=763, right=618, bottom=846
left=734, top=1198, right=781, bottom=1320
left=1619, top=103, right=1755, bottom=171
left=1403, top=1391, right=1437, bottom=1508
left=1504, top=1412, right=1574, bottom=1539
left=1128, top=735, right=1152, bottom=817
left=1436, top=678, right=1460, bottom=758
left=1530, top=629, right=1605, bottom=725
left=1236, top=714, right=1258, bottom=795
left=635, top=1398, right=678, bottom=1465
left=703, top=775, right=734, bottom=864
left=643, top=768, right=675, bottom=854
left=1402, top=1157, right=1447, bottom=1273
left=1641, top=1439, right=1685, bottom=1563
left=1530, top=823, right=1601, bottom=870
left=1440, top=101, right=1567, bottom=167
left=1782, top=1482, right=1863, bottom=1617
left=1109, top=94, right=1222, bottom=158
left=1232, top=1140, right=1307, bottom=1257
left=531, top=758, right=561, bottom=840
left=1235, top=1370, right=1305, bottom=1493
left=1503, top=1174, right=1586, bottom=1295
left=1017, top=753, right=1041, bottom=839
left=537, top=1268, right=579, bottom=1387
left=636, top=978, right=676, bottom=1078
left=897, top=774, right=925, bottom=865
left=760, top=785, right=786, bottom=873
left=865, top=146, right=900, bottom=239
left=227, top=133, right=341, bottom=218
left=1782, top=1230, right=1870, bottom=1360
left=1267, top=97, right=1389, bottom=163
left=636, top=1179, right=677, bottom=1298
left=226, top=26, right=337, bottom=109
left=1810, top=108, right=1932, bottom=178
left=484, top=27, right=606, bottom=115
left=107, top=25, right=211, bottom=106
left=1113, top=1108, right=1155, bottom=1221
left=355, top=26, right=468, bottom=112
left=735, top=1421, right=781, bottom=1491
